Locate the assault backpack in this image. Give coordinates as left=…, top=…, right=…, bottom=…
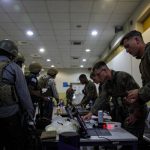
left=0, top=60, right=18, bottom=107
left=38, top=75, right=49, bottom=89
left=38, top=75, right=53, bottom=97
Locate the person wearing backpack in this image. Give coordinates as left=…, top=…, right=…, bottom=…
left=25, top=62, right=43, bottom=111
left=41, top=68, right=59, bottom=120
left=83, top=61, right=147, bottom=149
left=0, top=39, right=34, bottom=150
left=43, top=68, right=59, bottom=104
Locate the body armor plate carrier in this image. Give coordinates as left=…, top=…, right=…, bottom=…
left=0, top=61, right=18, bottom=107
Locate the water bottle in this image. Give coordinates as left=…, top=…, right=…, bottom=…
left=98, top=110, right=103, bottom=127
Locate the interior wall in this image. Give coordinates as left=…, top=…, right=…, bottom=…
left=107, top=51, right=132, bottom=74
left=56, top=68, right=90, bottom=93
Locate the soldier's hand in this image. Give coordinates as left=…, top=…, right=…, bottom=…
left=125, top=114, right=137, bottom=125
left=82, top=112, right=93, bottom=121
left=42, top=97, right=50, bottom=101
left=125, top=89, right=139, bottom=104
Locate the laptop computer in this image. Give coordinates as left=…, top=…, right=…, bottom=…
left=73, top=107, right=111, bottom=138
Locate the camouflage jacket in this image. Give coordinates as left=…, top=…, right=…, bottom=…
left=81, top=80, right=97, bottom=106
left=91, top=70, right=146, bottom=118
left=139, top=42, right=150, bottom=103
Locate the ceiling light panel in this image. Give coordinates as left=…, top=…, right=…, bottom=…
left=82, top=59, right=86, bottom=62
left=51, top=65, right=55, bottom=68
left=91, top=30, right=98, bottom=36
left=26, top=30, right=34, bottom=36
left=85, top=49, right=91, bottom=52
left=39, top=48, right=45, bottom=53
left=47, top=59, right=51, bottom=62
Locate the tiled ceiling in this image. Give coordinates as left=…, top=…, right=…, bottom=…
left=0, top=0, right=142, bottom=68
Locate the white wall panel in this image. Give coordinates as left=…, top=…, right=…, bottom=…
left=107, top=50, right=132, bottom=74
left=56, top=68, right=90, bottom=93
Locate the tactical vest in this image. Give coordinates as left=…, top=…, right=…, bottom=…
left=42, top=78, right=54, bottom=97
left=0, top=61, right=18, bottom=107
left=25, top=74, right=40, bottom=103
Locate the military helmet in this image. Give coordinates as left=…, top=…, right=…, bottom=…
left=15, top=52, right=25, bottom=63
left=29, top=62, right=42, bottom=74
left=47, top=68, right=58, bottom=76
left=0, top=39, right=18, bottom=57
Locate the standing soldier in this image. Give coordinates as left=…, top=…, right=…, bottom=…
left=39, top=68, right=59, bottom=119
left=120, top=30, right=150, bottom=104
left=79, top=74, right=97, bottom=107
left=25, top=62, right=43, bottom=111
left=43, top=68, right=59, bottom=104
left=66, top=84, right=75, bottom=105
left=0, top=39, right=34, bottom=150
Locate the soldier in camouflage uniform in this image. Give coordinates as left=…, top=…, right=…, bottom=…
left=121, top=30, right=150, bottom=104
left=66, top=84, right=75, bottom=105
left=79, top=74, right=97, bottom=107
left=83, top=61, right=147, bottom=142
left=44, top=68, right=59, bottom=104
left=26, top=63, right=50, bottom=115
left=40, top=68, right=59, bottom=119
left=26, top=63, right=43, bottom=110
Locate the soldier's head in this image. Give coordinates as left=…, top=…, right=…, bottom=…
left=90, top=71, right=100, bottom=84
left=93, top=61, right=111, bottom=84
left=47, top=68, right=58, bottom=78
left=29, top=62, right=42, bottom=75
left=70, top=83, right=73, bottom=88
left=0, top=39, right=18, bottom=60
left=15, top=52, right=25, bottom=68
left=120, top=30, right=145, bottom=59
left=79, top=74, right=88, bottom=84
